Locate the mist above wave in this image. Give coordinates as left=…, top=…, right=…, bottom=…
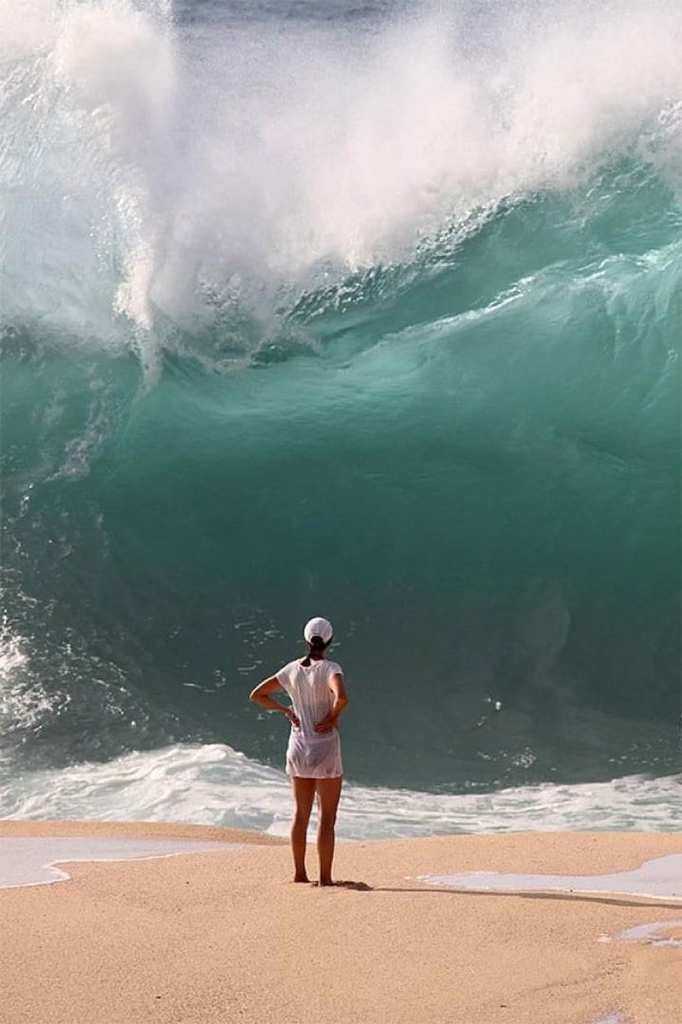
left=2, top=0, right=681, bottom=364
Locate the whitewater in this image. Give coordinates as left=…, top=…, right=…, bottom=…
left=1, top=0, right=680, bottom=837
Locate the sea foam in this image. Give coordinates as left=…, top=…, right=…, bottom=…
left=2, top=0, right=681, bottom=351
left=1, top=743, right=679, bottom=840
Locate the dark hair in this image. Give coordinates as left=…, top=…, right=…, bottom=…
left=301, top=634, right=331, bottom=667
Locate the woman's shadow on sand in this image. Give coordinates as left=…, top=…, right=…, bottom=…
left=310, top=880, right=373, bottom=890
left=315, top=882, right=682, bottom=909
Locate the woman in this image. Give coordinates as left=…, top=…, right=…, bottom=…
left=249, top=616, right=349, bottom=886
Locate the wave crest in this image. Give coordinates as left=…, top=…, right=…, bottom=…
left=2, top=0, right=681, bottom=354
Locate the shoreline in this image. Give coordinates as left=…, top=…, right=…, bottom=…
left=0, top=817, right=286, bottom=844
left=2, top=821, right=681, bottom=1023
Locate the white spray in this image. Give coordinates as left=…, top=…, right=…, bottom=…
left=1, top=0, right=680, bottom=360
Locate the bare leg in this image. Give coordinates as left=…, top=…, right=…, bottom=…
left=290, top=777, right=316, bottom=882
left=315, top=776, right=343, bottom=886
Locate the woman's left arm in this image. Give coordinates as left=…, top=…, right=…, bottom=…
left=314, top=673, right=349, bottom=733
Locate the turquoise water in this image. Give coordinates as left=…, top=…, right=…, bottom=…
left=1, top=0, right=680, bottom=832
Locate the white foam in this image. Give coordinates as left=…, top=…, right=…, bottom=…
left=1, top=742, right=680, bottom=840
left=0, top=617, right=63, bottom=737
left=0, top=836, right=234, bottom=889
left=419, top=855, right=682, bottom=902
left=2, top=0, right=680, bottom=353
left=599, top=918, right=682, bottom=948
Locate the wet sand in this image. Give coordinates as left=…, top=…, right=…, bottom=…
left=1, top=820, right=680, bottom=1024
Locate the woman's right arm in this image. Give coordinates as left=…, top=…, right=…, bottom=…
left=314, top=673, right=349, bottom=733
left=249, top=676, right=300, bottom=727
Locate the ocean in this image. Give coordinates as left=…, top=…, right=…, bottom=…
left=1, top=0, right=680, bottom=838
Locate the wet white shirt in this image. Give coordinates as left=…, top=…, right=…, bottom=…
left=276, top=658, right=344, bottom=779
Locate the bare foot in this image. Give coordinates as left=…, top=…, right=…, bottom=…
left=292, top=874, right=310, bottom=883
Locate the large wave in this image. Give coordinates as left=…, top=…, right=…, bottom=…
left=1, top=0, right=680, bottom=821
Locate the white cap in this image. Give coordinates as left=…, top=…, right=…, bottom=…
left=303, top=617, right=334, bottom=644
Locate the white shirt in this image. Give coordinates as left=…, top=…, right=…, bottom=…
left=276, top=658, right=344, bottom=778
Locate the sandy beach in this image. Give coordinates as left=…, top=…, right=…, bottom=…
left=2, top=821, right=680, bottom=1024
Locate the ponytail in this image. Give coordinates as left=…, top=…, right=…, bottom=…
left=302, top=634, right=330, bottom=667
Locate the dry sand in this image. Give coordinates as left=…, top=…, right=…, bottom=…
left=2, top=820, right=681, bottom=1024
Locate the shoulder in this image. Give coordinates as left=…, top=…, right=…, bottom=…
left=277, top=660, right=302, bottom=682
left=325, top=660, right=343, bottom=677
